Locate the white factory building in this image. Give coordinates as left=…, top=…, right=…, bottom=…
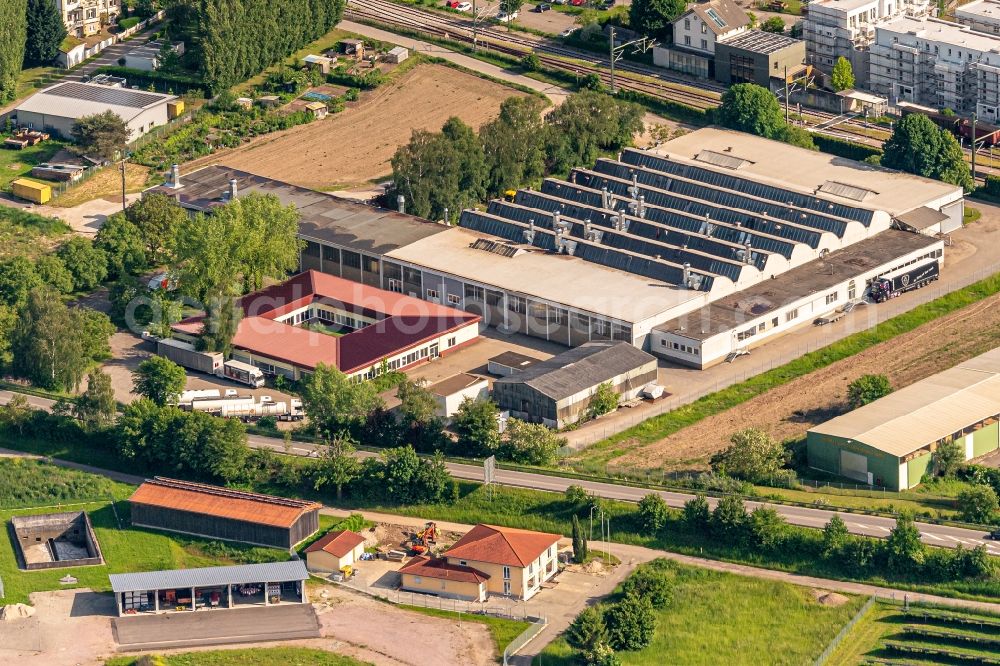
left=14, top=82, right=177, bottom=142
left=151, top=127, right=961, bottom=370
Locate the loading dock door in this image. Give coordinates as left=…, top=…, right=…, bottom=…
left=840, top=450, right=869, bottom=482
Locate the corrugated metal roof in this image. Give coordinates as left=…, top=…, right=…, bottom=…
left=809, top=348, right=1000, bottom=457
left=16, top=82, right=176, bottom=121
left=109, top=560, right=308, bottom=593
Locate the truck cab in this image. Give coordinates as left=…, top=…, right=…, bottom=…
left=219, top=360, right=266, bottom=388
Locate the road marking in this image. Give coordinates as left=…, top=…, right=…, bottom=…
left=923, top=533, right=944, bottom=541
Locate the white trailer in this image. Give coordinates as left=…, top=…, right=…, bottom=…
left=156, top=338, right=223, bottom=375
left=219, top=360, right=265, bottom=388
left=186, top=396, right=305, bottom=421
left=175, top=389, right=221, bottom=405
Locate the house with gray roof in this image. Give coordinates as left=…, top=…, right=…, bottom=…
left=492, top=342, right=658, bottom=428
left=673, top=0, right=751, bottom=56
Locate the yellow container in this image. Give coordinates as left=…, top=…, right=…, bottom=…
left=11, top=178, right=51, bottom=204
left=167, top=100, right=185, bottom=119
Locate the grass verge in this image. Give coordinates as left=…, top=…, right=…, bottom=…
left=538, top=558, right=865, bottom=665
left=570, top=269, right=1000, bottom=472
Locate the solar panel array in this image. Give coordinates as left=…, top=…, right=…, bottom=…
left=619, top=148, right=875, bottom=226
left=44, top=82, right=168, bottom=109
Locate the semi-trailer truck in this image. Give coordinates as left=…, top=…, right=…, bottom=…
left=152, top=337, right=266, bottom=388
left=869, top=262, right=940, bottom=304
left=184, top=395, right=305, bottom=421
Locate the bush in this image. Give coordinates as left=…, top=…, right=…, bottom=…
left=957, top=485, right=999, bottom=524
left=710, top=428, right=785, bottom=483
left=621, top=565, right=672, bottom=609
left=813, top=134, right=883, bottom=162
left=637, top=493, right=669, bottom=533
left=257, top=415, right=278, bottom=431
left=847, top=374, right=892, bottom=409
left=117, top=17, right=141, bottom=30
left=604, top=594, right=655, bottom=651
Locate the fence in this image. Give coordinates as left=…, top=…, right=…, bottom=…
left=814, top=595, right=877, bottom=665
left=561, top=260, right=1000, bottom=455
left=504, top=616, right=548, bottom=666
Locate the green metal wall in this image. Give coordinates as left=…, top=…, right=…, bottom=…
left=806, top=433, right=905, bottom=490
left=973, top=422, right=999, bottom=458
left=905, top=452, right=933, bottom=490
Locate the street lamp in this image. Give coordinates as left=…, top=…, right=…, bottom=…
left=589, top=505, right=597, bottom=542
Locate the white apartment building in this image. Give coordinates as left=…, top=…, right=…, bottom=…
left=57, top=0, right=121, bottom=38
left=802, top=0, right=930, bottom=85
left=870, top=16, right=1000, bottom=118
left=955, top=0, right=1000, bottom=35
left=672, top=0, right=750, bottom=56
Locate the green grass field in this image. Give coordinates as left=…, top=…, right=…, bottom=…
left=0, top=460, right=288, bottom=605
left=0, top=137, right=67, bottom=191
left=105, top=647, right=371, bottom=666
left=0, top=204, right=71, bottom=259
left=825, top=602, right=1000, bottom=665
left=537, top=559, right=864, bottom=666
left=399, top=605, right=531, bottom=654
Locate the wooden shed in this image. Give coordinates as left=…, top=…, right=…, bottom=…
left=129, top=477, right=321, bottom=549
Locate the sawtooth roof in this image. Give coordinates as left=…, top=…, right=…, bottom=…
left=129, top=477, right=321, bottom=529
left=809, top=348, right=1000, bottom=457
left=493, top=341, right=657, bottom=401
left=444, top=524, right=561, bottom=568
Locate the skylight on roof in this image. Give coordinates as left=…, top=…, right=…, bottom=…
left=694, top=150, right=753, bottom=170
left=817, top=180, right=877, bottom=202
left=705, top=8, right=728, bottom=28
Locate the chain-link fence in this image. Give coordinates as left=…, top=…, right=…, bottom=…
left=504, top=617, right=548, bottom=666
left=561, top=260, right=1000, bottom=454
left=814, top=595, right=878, bottom=665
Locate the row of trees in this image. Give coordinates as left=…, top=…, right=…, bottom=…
left=389, top=91, right=644, bottom=220
left=0, top=0, right=26, bottom=103
left=166, top=0, right=346, bottom=92
left=299, top=364, right=567, bottom=466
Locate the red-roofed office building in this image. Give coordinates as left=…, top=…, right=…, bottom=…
left=399, top=524, right=561, bottom=601
left=172, top=271, right=481, bottom=381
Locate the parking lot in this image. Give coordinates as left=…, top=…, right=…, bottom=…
left=515, top=3, right=579, bottom=35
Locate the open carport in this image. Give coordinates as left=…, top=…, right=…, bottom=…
left=109, top=561, right=309, bottom=616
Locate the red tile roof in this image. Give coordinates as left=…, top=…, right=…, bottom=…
left=173, top=271, right=480, bottom=374
left=399, top=556, right=490, bottom=584
left=444, top=524, right=561, bottom=568
left=129, top=477, right=321, bottom=529
left=304, top=530, right=366, bottom=557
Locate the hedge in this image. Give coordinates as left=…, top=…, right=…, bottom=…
left=813, top=134, right=883, bottom=162
left=93, top=65, right=204, bottom=96
left=117, top=17, right=141, bottom=31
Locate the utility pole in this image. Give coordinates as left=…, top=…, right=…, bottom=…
left=971, top=111, right=978, bottom=187
left=120, top=155, right=127, bottom=214
left=473, top=0, right=478, bottom=52
left=784, top=65, right=789, bottom=125
left=609, top=26, right=616, bottom=94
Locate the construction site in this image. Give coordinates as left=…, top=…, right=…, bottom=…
left=9, top=511, right=104, bottom=571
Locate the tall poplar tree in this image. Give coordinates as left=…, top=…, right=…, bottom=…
left=0, top=0, right=27, bottom=103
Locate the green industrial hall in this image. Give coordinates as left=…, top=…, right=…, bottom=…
left=807, top=348, right=1000, bottom=490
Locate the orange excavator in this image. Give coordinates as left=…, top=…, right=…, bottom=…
left=409, top=522, right=437, bottom=555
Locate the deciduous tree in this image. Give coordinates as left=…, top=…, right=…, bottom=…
left=716, top=84, right=786, bottom=140
left=885, top=514, right=924, bottom=573
left=313, top=432, right=361, bottom=500
left=587, top=382, right=619, bottom=419
left=882, top=113, right=973, bottom=190
left=57, top=236, right=108, bottom=291
left=300, top=363, right=383, bottom=435
left=682, top=493, right=710, bottom=528
left=847, top=374, right=892, bottom=409
left=0, top=255, right=41, bottom=307
left=95, top=213, right=148, bottom=279
left=831, top=56, right=855, bottom=91
left=75, top=368, right=117, bottom=429
left=126, top=192, right=186, bottom=263
left=480, top=96, right=547, bottom=198
left=398, top=378, right=448, bottom=453
left=621, top=565, right=672, bottom=608
left=933, top=440, right=964, bottom=478
left=761, top=16, right=786, bottom=33
left=133, top=355, right=187, bottom=406
left=637, top=492, right=669, bottom=533
left=604, top=594, right=655, bottom=651
left=35, top=254, right=74, bottom=294
left=710, top=494, right=748, bottom=538
left=544, top=91, right=644, bottom=175
left=821, top=514, right=850, bottom=557
left=452, top=397, right=501, bottom=456
left=957, top=485, right=999, bottom=524
left=71, top=111, right=129, bottom=161
left=501, top=418, right=564, bottom=465
left=710, top=427, right=785, bottom=482
left=628, top=0, right=685, bottom=41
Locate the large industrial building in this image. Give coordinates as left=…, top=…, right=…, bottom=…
left=807, top=348, right=1000, bottom=490
left=155, top=127, right=959, bottom=369
left=14, top=82, right=178, bottom=142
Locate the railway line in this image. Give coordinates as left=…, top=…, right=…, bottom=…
left=348, top=0, right=1000, bottom=179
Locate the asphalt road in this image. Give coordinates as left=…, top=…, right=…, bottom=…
left=245, top=433, right=1000, bottom=556
left=4, top=390, right=998, bottom=555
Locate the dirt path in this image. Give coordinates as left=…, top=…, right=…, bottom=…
left=611, top=286, right=1000, bottom=472
left=182, top=63, right=522, bottom=190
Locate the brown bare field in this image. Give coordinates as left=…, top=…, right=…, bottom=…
left=612, top=253, right=1000, bottom=472
left=183, top=64, right=524, bottom=190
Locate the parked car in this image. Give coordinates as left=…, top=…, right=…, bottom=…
left=147, top=272, right=178, bottom=292
left=569, top=0, right=585, bottom=6
left=445, top=0, right=460, bottom=6
left=534, top=3, right=551, bottom=11
left=496, top=10, right=519, bottom=20
left=456, top=1, right=472, bottom=8
left=553, top=0, right=567, bottom=3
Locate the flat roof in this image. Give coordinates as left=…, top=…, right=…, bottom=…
left=494, top=341, right=656, bottom=401
left=720, top=29, right=803, bottom=54
left=956, top=0, right=1000, bottom=20
left=654, top=128, right=962, bottom=217
left=427, top=373, right=487, bottom=397
left=489, top=351, right=543, bottom=370
left=129, top=477, right=321, bottom=529
left=655, top=230, right=940, bottom=340
left=385, top=226, right=706, bottom=324
left=878, top=16, right=1000, bottom=54
left=16, top=82, right=176, bottom=120
left=836, top=89, right=888, bottom=104
left=807, top=0, right=881, bottom=12
left=146, top=166, right=448, bottom=255
left=809, top=348, right=1000, bottom=458
left=109, top=561, right=308, bottom=594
